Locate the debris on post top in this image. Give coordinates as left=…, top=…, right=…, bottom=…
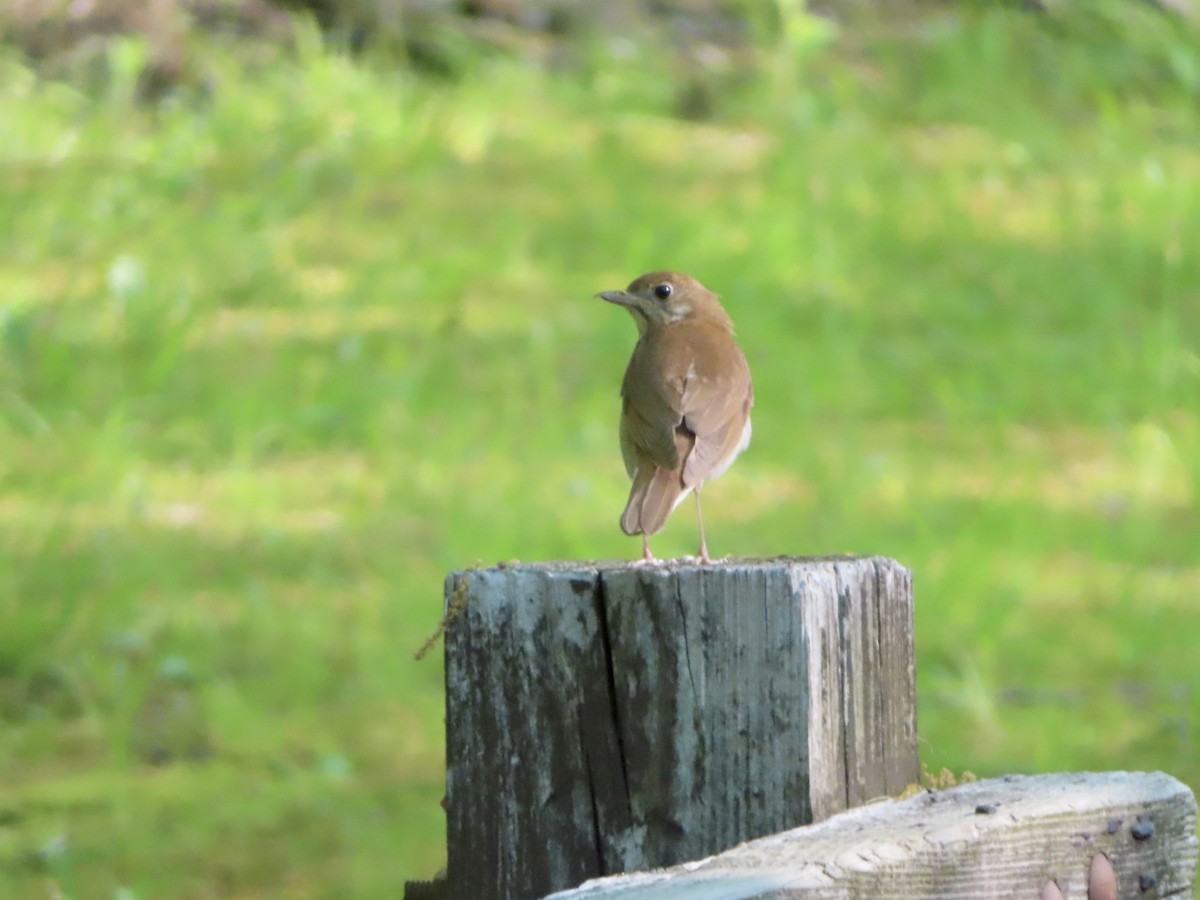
left=443, top=556, right=918, bottom=900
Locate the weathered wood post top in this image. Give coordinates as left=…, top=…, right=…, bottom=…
left=444, top=556, right=918, bottom=900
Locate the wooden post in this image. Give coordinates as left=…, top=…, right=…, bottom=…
left=443, top=557, right=918, bottom=900
left=546, top=771, right=1199, bottom=899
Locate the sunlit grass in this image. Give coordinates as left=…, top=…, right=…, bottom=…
left=1, top=3, right=1199, bottom=895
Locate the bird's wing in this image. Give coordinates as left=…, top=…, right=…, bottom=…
left=682, top=389, right=752, bottom=487
left=618, top=338, right=693, bottom=536
left=618, top=412, right=640, bottom=479
left=619, top=343, right=686, bottom=472
left=679, top=327, right=753, bottom=487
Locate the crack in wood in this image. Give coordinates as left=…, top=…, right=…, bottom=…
left=580, top=711, right=608, bottom=877
left=674, top=576, right=699, bottom=702
left=870, top=560, right=886, bottom=798
left=594, top=573, right=632, bottom=817
left=834, top=563, right=853, bottom=813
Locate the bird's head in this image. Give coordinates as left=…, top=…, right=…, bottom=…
left=597, top=271, right=730, bottom=334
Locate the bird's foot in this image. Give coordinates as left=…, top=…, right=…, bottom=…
left=632, top=545, right=662, bottom=566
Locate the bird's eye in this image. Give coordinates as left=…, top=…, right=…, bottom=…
left=653, top=284, right=672, bottom=300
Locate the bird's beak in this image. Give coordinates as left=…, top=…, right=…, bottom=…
left=597, top=290, right=639, bottom=309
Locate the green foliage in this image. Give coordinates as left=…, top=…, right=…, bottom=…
left=2, top=5, right=1199, bottom=895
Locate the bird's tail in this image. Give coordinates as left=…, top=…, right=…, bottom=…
left=621, top=466, right=690, bottom=537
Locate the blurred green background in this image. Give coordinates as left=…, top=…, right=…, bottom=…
left=1, top=0, right=1198, bottom=896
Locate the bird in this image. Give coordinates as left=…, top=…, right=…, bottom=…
left=597, top=271, right=753, bottom=564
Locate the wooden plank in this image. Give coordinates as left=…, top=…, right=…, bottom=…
left=443, top=567, right=610, bottom=896
left=795, top=562, right=846, bottom=822
left=548, top=771, right=1198, bottom=899
left=876, top=563, right=918, bottom=795
left=838, top=560, right=882, bottom=808
left=443, top=557, right=917, bottom=900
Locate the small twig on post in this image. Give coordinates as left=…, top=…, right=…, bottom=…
left=414, top=570, right=475, bottom=662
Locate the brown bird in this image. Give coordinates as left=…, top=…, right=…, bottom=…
left=598, top=271, right=753, bottom=564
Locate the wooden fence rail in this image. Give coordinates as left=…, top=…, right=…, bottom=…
left=547, top=771, right=1199, bottom=899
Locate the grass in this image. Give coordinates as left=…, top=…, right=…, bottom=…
left=1, top=3, right=1199, bottom=896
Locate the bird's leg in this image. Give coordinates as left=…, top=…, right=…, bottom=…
left=641, top=533, right=656, bottom=563
left=695, top=486, right=711, bottom=565
left=630, top=534, right=657, bottom=566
